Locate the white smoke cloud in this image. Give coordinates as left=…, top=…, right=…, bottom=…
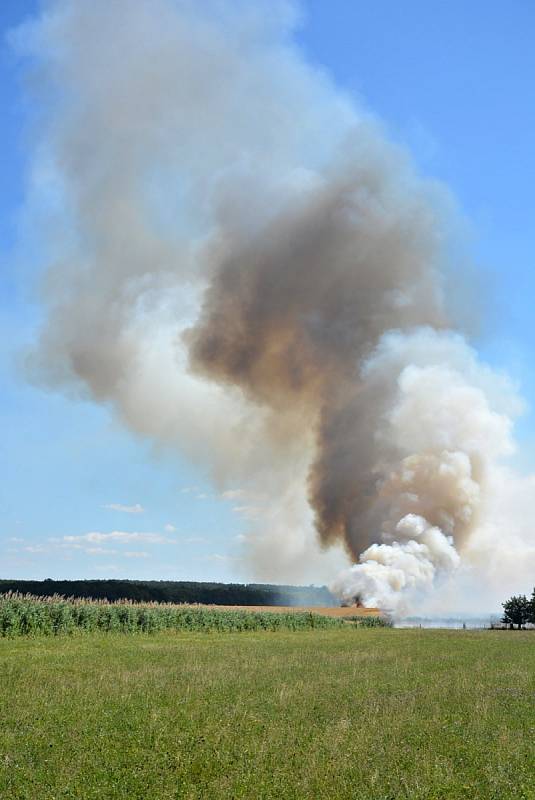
left=332, top=514, right=460, bottom=614
left=13, top=0, right=535, bottom=610
left=328, top=329, right=528, bottom=614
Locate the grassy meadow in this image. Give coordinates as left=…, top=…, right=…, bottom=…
left=0, top=628, right=534, bottom=799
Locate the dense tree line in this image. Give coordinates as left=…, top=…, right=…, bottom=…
left=0, top=579, right=336, bottom=607
left=502, top=587, right=535, bottom=629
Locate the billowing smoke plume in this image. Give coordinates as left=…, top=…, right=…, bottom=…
left=16, top=0, right=534, bottom=613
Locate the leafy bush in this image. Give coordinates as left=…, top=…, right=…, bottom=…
left=502, top=594, right=530, bottom=629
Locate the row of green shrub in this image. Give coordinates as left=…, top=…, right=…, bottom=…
left=351, top=615, right=392, bottom=628
left=0, top=593, right=355, bottom=637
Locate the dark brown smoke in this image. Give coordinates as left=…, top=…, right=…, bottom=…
left=187, top=162, right=448, bottom=558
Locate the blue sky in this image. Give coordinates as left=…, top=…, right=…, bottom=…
left=1, top=0, right=534, bottom=581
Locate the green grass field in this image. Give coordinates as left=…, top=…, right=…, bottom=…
left=0, top=629, right=533, bottom=800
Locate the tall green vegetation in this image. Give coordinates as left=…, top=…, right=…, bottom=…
left=348, top=614, right=391, bottom=628
left=501, top=587, right=535, bottom=629
left=0, top=593, right=353, bottom=638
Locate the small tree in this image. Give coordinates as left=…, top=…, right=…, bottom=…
left=502, top=595, right=529, bottom=629
left=528, top=588, right=535, bottom=625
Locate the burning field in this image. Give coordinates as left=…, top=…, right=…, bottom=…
left=16, top=0, right=535, bottom=615
left=3, top=4, right=534, bottom=800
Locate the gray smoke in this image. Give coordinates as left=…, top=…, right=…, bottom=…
left=16, top=0, right=534, bottom=610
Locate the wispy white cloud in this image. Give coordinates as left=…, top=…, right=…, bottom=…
left=104, top=503, right=145, bottom=514
left=221, top=489, right=245, bottom=500
left=205, top=553, right=241, bottom=563
left=62, top=531, right=172, bottom=545
left=232, top=505, right=262, bottom=520
left=164, top=523, right=176, bottom=532
left=7, top=539, right=156, bottom=560
left=180, top=487, right=210, bottom=500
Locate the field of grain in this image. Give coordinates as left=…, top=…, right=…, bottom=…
left=200, top=604, right=382, bottom=617
left=0, top=594, right=355, bottom=637
left=0, top=594, right=386, bottom=640
left=1, top=628, right=533, bottom=799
